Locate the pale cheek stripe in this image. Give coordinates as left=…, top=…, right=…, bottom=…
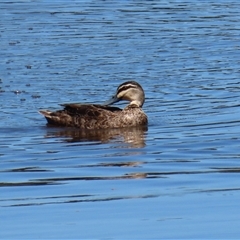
left=117, top=84, right=138, bottom=94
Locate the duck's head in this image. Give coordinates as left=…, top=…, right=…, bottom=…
left=103, top=81, right=145, bottom=107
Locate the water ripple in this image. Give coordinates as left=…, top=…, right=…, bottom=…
left=1, top=0, right=240, bottom=238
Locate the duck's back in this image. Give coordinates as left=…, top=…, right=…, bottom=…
left=39, top=103, right=147, bottom=129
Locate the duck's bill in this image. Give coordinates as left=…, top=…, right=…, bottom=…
left=102, top=95, right=120, bottom=106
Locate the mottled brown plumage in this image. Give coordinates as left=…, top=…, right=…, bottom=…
left=39, top=81, right=148, bottom=129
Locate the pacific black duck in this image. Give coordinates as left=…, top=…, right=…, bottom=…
left=39, top=81, right=147, bottom=129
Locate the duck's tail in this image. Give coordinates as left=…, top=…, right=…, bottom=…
left=39, top=110, right=52, bottom=118
left=39, top=110, right=62, bottom=125
left=39, top=110, right=53, bottom=123
left=39, top=110, right=73, bottom=126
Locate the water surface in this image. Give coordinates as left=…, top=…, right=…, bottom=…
left=1, top=0, right=240, bottom=238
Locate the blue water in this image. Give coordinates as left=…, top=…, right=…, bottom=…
left=1, top=0, right=240, bottom=238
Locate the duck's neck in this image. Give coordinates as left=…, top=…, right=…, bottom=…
left=129, top=100, right=142, bottom=108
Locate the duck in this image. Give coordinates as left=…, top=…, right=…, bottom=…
left=39, top=81, right=148, bottom=129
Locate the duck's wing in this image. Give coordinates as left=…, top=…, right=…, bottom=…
left=39, top=103, right=122, bottom=127
left=60, top=103, right=122, bottom=116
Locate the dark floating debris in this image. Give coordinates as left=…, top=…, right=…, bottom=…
left=31, top=95, right=41, bottom=98
left=9, top=41, right=20, bottom=45
left=13, top=90, right=22, bottom=94
left=13, top=90, right=26, bottom=94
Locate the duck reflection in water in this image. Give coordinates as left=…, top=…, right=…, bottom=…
left=44, top=125, right=147, bottom=148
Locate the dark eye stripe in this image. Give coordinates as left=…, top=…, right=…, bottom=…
left=118, top=81, right=141, bottom=89
left=117, top=81, right=143, bottom=95
left=117, top=84, right=137, bottom=94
